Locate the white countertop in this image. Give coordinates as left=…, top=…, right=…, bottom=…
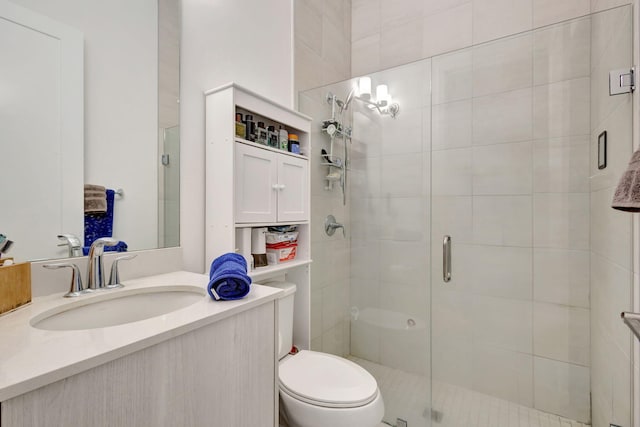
left=0, top=271, right=282, bottom=401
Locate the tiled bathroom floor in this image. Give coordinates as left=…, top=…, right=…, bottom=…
left=350, top=357, right=590, bottom=427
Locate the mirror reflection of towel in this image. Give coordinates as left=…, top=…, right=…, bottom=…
left=84, top=184, right=107, bottom=213
left=84, top=189, right=115, bottom=246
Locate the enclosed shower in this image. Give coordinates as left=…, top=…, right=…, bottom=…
left=300, top=4, right=634, bottom=427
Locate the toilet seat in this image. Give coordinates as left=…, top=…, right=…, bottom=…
left=279, top=350, right=378, bottom=408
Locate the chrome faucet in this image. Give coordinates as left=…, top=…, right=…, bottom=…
left=86, top=237, right=119, bottom=290
left=57, top=234, right=82, bottom=257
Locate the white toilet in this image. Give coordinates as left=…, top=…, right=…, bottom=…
left=265, top=281, right=384, bottom=427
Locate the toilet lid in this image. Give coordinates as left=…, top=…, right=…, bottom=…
left=279, top=350, right=378, bottom=408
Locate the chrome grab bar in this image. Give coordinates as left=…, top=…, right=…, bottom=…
left=443, top=235, right=451, bottom=283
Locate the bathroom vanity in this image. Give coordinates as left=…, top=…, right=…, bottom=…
left=0, top=271, right=281, bottom=427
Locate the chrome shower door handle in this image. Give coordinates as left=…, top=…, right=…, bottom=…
left=443, top=235, right=451, bottom=283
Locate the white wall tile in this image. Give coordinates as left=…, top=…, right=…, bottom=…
left=380, top=153, right=424, bottom=197
left=533, top=193, right=590, bottom=250
left=534, top=248, right=590, bottom=308
left=373, top=60, right=430, bottom=111
left=432, top=100, right=472, bottom=150
left=380, top=18, right=423, bottom=70
left=422, top=3, right=473, bottom=59
left=472, top=89, right=533, bottom=145
left=472, top=345, right=534, bottom=406
left=534, top=357, right=590, bottom=422
left=380, top=0, right=423, bottom=29
left=533, top=302, right=590, bottom=366
left=591, top=0, right=631, bottom=12
left=431, top=49, right=473, bottom=105
left=473, top=141, right=533, bottom=195
left=377, top=197, right=428, bottom=242
left=533, top=77, right=590, bottom=139
left=350, top=238, right=380, bottom=279
left=473, top=196, right=533, bottom=246
left=591, top=186, right=633, bottom=269
left=471, top=245, right=533, bottom=300
left=532, top=0, right=590, bottom=28
left=350, top=156, right=381, bottom=198
left=432, top=148, right=473, bottom=196
left=379, top=240, right=429, bottom=286
left=351, top=34, right=381, bottom=76
left=431, top=196, right=473, bottom=244
left=381, top=109, right=423, bottom=155
left=533, top=136, right=590, bottom=193
left=295, top=0, right=323, bottom=54
left=473, top=0, right=532, bottom=44
left=472, top=34, right=533, bottom=97
left=472, top=296, right=533, bottom=353
left=351, top=0, right=380, bottom=41
left=533, top=17, right=590, bottom=85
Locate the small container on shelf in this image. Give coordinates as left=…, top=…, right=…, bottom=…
left=267, top=125, right=279, bottom=148
left=256, top=122, right=268, bottom=145
left=235, top=113, right=246, bottom=139
left=244, top=114, right=256, bottom=142
left=288, top=133, right=300, bottom=154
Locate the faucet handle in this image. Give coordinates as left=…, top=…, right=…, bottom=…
left=92, top=237, right=119, bottom=248
left=57, top=234, right=82, bottom=257
left=43, top=263, right=85, bottom=297
left=107, top=254, right=137, bottom=288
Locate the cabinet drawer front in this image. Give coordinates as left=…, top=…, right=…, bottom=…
left=235, top=144, right=278, bottom=223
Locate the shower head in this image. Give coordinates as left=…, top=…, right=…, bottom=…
left=339, top=87, right=357, bottom=113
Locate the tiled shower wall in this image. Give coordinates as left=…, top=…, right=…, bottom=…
left=294, top=0, right=353, bottom=357
left=351, top=0, right=631, bottom=77
left=589, top=6, right=634, bottom=427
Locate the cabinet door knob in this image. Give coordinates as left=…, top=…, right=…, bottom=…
left=272, top=184, right=280, bottom=190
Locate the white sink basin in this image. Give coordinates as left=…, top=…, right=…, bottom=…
left=30, top=285, right=206, bottom=331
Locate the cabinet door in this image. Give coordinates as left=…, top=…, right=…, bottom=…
left=235, top=143, right=277, bottom=223
left=277, top=155, right=309, bottom=222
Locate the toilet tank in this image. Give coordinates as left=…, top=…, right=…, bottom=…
left=263, top=281, right=296, bottom=360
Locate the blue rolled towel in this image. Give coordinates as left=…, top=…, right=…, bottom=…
left=207, top=253, right=252, bottom=301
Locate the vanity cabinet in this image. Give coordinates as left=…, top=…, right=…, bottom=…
left=0, top=301, right=277, bottom=427
left=235, top=142, right=308, bottom=224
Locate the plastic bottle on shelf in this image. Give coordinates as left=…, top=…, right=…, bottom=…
left=279, top=125, right=288, bottom=151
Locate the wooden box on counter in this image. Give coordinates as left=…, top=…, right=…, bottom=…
left=0, top=261, right=31, bottom=315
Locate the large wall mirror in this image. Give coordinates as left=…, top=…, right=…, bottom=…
left=0, top=0, right=180, bottom=262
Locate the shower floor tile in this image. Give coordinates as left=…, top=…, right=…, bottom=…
left=349, top=356, right=590, bottom=427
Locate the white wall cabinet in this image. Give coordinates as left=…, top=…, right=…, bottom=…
left=205, top=83, right=312, bottom=352
left=235, top=143, right=308, bottom=224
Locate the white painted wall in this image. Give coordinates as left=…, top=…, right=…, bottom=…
left=9, top=0, right=159, bottom=253
left=180, top=0, right=294, bottom=273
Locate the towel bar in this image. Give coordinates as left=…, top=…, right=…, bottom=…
left=621, top=311, right=640, bottom=340
left=115, top=188, right=124, bottom=197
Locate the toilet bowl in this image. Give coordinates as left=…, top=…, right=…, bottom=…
left=263, top=281, right=384, bottom=427
left=279, top=350, right=384, bottom=427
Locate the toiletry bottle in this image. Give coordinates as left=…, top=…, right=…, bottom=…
left=288, top=134, right=300, bottom=154
left=279, top=125, right=288, bottom=151
left=235, top=113, right=246, bottom=139
left=267, top=125, right=278, bottom=148
left=244, top=114, right=256, bottom=142
left=256, top=121, right=268, bottom=145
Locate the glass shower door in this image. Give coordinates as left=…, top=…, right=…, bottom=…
left=430, top=7, right=633, bottom=426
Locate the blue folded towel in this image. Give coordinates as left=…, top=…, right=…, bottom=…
left=81, top=241, right=128, bottom=256
left=207, top=253, right=252, bottom=301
